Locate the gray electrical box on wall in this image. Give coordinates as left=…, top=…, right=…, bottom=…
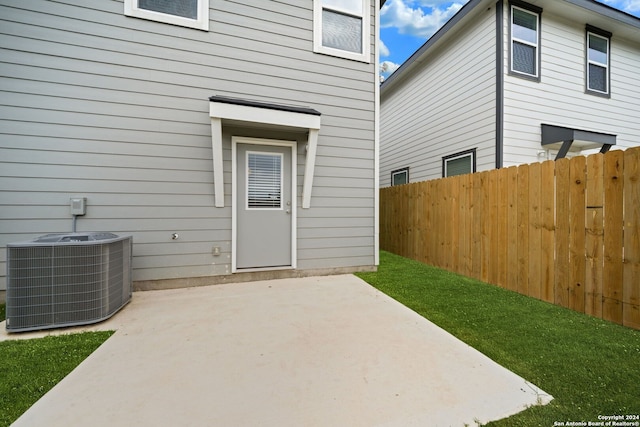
left=70, top=197, right=86, bottom=215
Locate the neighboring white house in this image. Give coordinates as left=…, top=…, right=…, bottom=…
left=380, top=0, right=640, bottom=187
left=0, top=0, right=381, bottom=295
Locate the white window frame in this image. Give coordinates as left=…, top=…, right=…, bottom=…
left=391, top=168, right=409, bottom=186
left=586, top=30, right=610, bottom=96
left=443, top=149, right=476, bottom=178
left=313, top=0, right=370, bottom=63
left=124, top=0, right=209, bottom=31
left=510, top=5, right=540, bottom=79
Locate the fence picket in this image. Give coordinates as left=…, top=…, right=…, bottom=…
left=482, top=171, right=493, bottom=283
left=471, top=173, right=483, bottom=281
left=517, top=164, right=530, bottom=296
left=458, top=174, right=472, bottom=277
left=555, top=158, right=571, bottom=308
left=603, top=150, right=624, bottom=325
left=529, top=162, right=542, bottom=299
left=585, top=154, right=604, bottom=317
left=506, top=166, right=519, bottom=292
left=496, top=167, right=509, bottom=288
left=569, top=156, right=587, bottom=313
left=623, top=148, right=640, bottom=329
left=541, top=160, right=556, bottom=303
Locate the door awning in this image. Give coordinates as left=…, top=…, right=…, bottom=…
left=209, top=96, right=321, bottom=208
left=541, top=124, right=616, bottom=160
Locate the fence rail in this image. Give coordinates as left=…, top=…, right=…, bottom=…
left=380, top=147, right=640, bottom=329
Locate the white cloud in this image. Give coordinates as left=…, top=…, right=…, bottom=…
left=619, top=0, right=640, bottom=12
left=381, top=0, right=465, bottom=39
left=379, top=39, right=390, bottom=57
left=600, top=0, right=640, bottom=12
left=380, top=60, right=401, bottom=75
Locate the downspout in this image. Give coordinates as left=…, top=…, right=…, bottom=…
left=495, top=0, right=504, bottom=169
left=374, top=0, right=381, bottom=266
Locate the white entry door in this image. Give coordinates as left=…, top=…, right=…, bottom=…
left=234, top=139, right=295, bottom=270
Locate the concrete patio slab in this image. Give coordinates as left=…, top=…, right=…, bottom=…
left=4, top=275, right=552, bottom=426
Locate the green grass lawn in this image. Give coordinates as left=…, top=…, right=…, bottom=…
left=357, top=251, right=640, bottom=426
left=0, top=303, right=113, bottom=426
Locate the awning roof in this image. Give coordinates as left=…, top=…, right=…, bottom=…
left=209, top=95, right=321, bottom=117
left=541, top=124, right=616, bottom=159
left=209, top=96, right=321, bottom=208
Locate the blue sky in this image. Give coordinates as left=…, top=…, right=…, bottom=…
left=380, top=0, right=640, bottom=78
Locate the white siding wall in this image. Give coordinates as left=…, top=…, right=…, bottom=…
left=380, top=5, right=497, bottom=187
left=0, top=0, right=377, bottom=289
left=503, top=9, right=640, bottom=166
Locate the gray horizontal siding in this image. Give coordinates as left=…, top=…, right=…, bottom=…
left=0, top=0, right=376, bottom=288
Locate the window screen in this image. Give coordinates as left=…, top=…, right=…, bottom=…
left=445, top=154, right=472, bottom=177
left=139, top=0, right=198, bottom=19
left=513, top=42, right=536, bottom=75
left=247, top=152, right=282, bottom=209
left=391, top=169, right=408, bottom=186
left=322, top=9, right=362, bottom=53
left=588, top=64, right=606, bottom=92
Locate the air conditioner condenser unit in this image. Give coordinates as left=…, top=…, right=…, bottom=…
left=6, top=233, right=132, bottom=333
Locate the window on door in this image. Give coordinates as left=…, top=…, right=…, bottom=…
left=247, top=152, right=283, bottom=209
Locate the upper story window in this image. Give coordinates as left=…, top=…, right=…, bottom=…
left=391, top=167, right=409, bottom=186
left=443, top=149, right=476, bottom=177
left=510, top=2, right=541, bottom=80
left=586, top=26, right=611, bottom=96
left=124, top=0, right=209, bottom=31
left=314, top=0, right=370, bottom=63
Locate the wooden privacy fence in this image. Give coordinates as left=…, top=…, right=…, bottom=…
left=380, top=147, right=640, bottom=329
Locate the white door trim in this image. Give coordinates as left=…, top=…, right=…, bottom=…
left=231, top=136, right=297, bottom=273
